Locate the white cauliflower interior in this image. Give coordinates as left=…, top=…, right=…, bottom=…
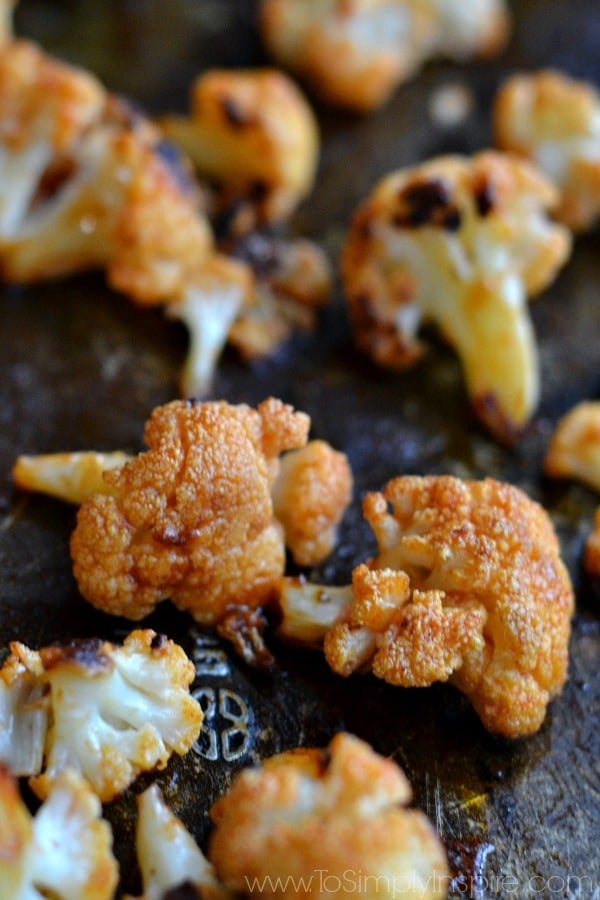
left=0, top=764, right=118, bottom=900
left=27, top=629, right=202, bottom=803
left=0, top=643, right=47, bottom=777
left=133, top=784, right=226, bottom=900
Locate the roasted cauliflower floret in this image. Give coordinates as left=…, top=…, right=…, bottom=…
left=70, top=398, right=313, bottom=624
left=272, top=440, right=353, bottom=566
left=544, top=402, right=600, bottom=493
left=279, top=476, right=574, bottom=738
left=208, top=732, right=448, bottom=899
left=14, top=398, right=352, bottom=618
left=0, top=764, right=118, bottom=899
left=342, top=151, right=572, bottom=442
left=28, top=629, right=202, bottom=803
left=260, top=0, right=433, bottom=112
left=161, top=68, right=319, bottom=226
left=259, top=0, right=509, bottom=112
left=0, top=642, right=46, bottom=777
left=494, top=70, right=600, bottom=232
left=131, top=784, right=227, bottom=900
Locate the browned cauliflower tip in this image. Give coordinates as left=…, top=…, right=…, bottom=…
left=70, top=397, right=352, bottom=625
left=328, top=476, right=574, bottom=738
left=208, top=732, right=449, bottom=899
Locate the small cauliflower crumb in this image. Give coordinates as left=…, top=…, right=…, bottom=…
left=342, top=151, right=572, bottom=443
left=279, top=475, right=574, bottom=739
left=544, top=401, right=600, bottom=493
left=0, top=764, right=118, bottom=899
left=208, top=732, right=449, bottom=899
left=494, top=69, right=600, bottom=232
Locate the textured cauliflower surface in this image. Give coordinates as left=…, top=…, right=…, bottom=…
left=70, top=398, right=310, bottom=623
left=0, top=764, right=118, bottom=899
left=544, top=401, right=600, bottom=493
left=28, top=629, right=202, bottom=802
left=272, top=440, right=353, bottom=566
left=209, top=731, right=448, bottom=899
left=322, top=476, right=574, bottom=738
left=260, top=0, right=508, bottom=112
left=494, top=69, right=600, bottom=232
left=161, top=67, right=319, bottom=226
left=342, top=151, right=571, bottom=442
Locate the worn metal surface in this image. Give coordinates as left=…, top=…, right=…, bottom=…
left=1, top=0, right=599, bottom=896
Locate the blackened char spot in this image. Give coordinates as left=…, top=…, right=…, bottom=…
left=222, top=95, right=254, bottom=128
left=150, top=632, right=167, bottom=650
left=393, top=178, right=461, bottom=231
left=163, top=882, right=202, bottom=900
left=475, top=179, right=495, bottom=217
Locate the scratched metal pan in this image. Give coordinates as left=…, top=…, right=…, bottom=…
left=1, top=0, right=599, bottom=895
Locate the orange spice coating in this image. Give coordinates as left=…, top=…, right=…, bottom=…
left=208, top=732, right=448, bottom=899
left=324, top=476, right=574, bottom=738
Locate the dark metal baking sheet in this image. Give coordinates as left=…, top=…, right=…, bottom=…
left=1, top=1, right=599, bottom=896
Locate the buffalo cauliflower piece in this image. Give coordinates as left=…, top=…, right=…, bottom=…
left=69, top=398, right=315, bottom=624
left=12, top=450, right=131, bottom=504
left=272, top=439, right=353, bottom=566
left=161, top=68, right=319, bottom=227
left=341, top=151, right=572, bottom=442
left=131, top=784, right=227, bottom=900
left=208, top=731, right=448, bottom=899
left=494, top=70, right=600, bottom=232
left=279, top=475, right=574, bottom=738
left=14, top=398, right=352, bottom=603
left=544, top=401, right=600, bottom=493
left=0, top=642, right=47, bottom=777
left=259, top=0, right=509, bottom=112
left=27, top=629, right=202, bottom=803
left=0, top=764, right=118, bottom=899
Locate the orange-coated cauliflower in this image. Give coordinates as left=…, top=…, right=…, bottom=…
left=68, top=397, right=351, bottom=624
left=494, top=70, right=600, bottom=232
left=279, top=476, right=574, bottom=738
left=0, top=629, right=202, bottom=803
left=259, top=0, right=509, bottom=112
left=342, top=151, right=572, bottom=443
left=161, top=68, right=319, bottom=227
left=0, top=764, right=118, bottom=899
left=543, top=401, right=600, bottom=493
left=272, top=439, right=353, bottom=566
left=208, top=732, right=449, bottom=899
